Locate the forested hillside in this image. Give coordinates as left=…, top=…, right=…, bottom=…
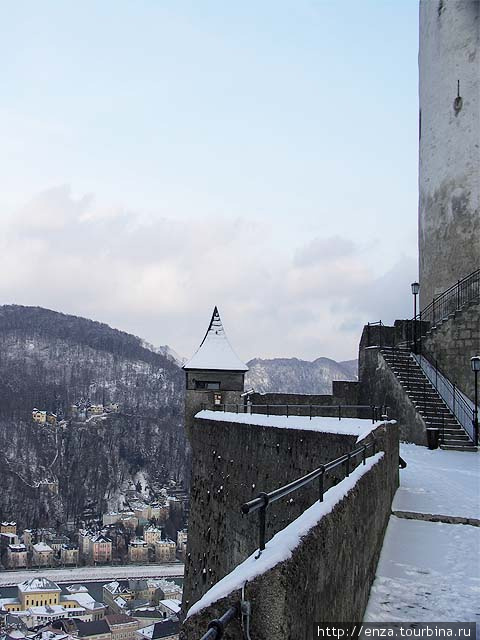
left=0, top=305, right=186, bottom=528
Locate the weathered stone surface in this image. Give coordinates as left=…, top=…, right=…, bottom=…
left=422, top=301, right=480, bottom=401
left=182, top=423, right=399, bottom=639
left=393, top=510, right=480, bottom=527
left=358, top=346, right=428, bottom=445
left=419, top=0, right=480, bottom=308
left=182, top=416, right=372, bottom=614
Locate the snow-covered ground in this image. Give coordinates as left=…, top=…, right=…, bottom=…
left=0, top=563, right=184, bottom=587
left=364, top=517, right=479, bottom=624
left=365, top=444, right=480, bottom=626
left=394, top=443, right=480, bottom=518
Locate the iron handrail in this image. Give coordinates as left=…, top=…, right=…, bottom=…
left=241, top=437, right=378, bottom=556
left=414, top=348, right=476, bottom=442
left=417, top=268, right=480, bottom=330
left=201, top=403, right=387, bottom=423
left=381, top=344, right=449, bottom=443
left=199, top=604, right=239, bottom=640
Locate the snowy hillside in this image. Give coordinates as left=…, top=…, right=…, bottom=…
left=0, top=305, right=186, bottom=528
left=245, top=356, right=358, bottom=394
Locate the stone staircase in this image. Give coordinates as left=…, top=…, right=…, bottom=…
left=381, top=347, right=477, bottom=452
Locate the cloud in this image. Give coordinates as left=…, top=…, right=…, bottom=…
left=0, top=186, right=417, bottom=361
left=293, top=235, right=356, bottom=267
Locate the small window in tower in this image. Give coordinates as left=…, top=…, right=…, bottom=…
left=195, top=381, right=220, bottom=390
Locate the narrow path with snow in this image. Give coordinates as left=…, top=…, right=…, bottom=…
left=364, top=443, right=480, bottom=625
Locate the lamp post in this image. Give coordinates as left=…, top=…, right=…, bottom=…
left=411, top=282, right=420, bottom=354
left=471, top=356, right=480, bottom=446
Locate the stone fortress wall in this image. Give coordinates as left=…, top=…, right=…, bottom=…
left=419, top=0, right=479, bottom=308
left=181, top=418, right=399, bottom=639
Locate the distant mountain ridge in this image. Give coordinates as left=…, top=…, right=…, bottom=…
left=245, top=356, right=358, bottom=395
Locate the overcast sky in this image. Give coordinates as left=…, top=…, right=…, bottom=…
left=1, top=0, right=419, bottom=362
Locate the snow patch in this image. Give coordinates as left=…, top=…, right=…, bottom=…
left=196, top=410, right=391, bottom=444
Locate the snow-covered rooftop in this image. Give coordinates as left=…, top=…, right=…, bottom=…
left=32, top=542, right=54, bottom=552
left=187, top=452, right=384, bottom=619
left=159, top=599, right=181, bottom=613
left=196, top=410, right=391, bottom=443
left=183, top=307, right=248, bottom=372
left=18, top=577, right=60, bottom=592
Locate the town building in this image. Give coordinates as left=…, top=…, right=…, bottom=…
left=0, top=532, right=19, bottom=549
left=87, top=405, right=104, bottom=415
left=32, top=409, right=47, bottom=424
left=148, top=505, right=168, bottom=523
left=89, top=534, right=112, bottom=564
left=157, top=600, right=181, bottom=619
left=63, top=586, right=106, bottom=621
left=22, top=529, right=33, bottom=549
left=71, top=619, right=111, bottom=640
left=60, top=545, right=79, bottom=566
left=153, top=539, right=176, bottom=563
left=144, top=527, right=163, bottom=546
left=6, top=544, right=28, bottom=568
left=1, top=522, right=17, bottom=535
left=102, top=583, right=133, bottom=614
left=176, top=531, right=187, bottom=555
left=150, top=580, right=182, bottom=603
left=104, top=614, right=139, bottom=640
left=135, top=620, right=179, bottom=640
left=0, top=579, right=106, bottom=628
left=32, top=542, right=54, bottom=567
left=44, top=534, right=70, bottom=552
left=102, top=513, right=138, bottom=529
left=127, top=539, right=148, bottom=564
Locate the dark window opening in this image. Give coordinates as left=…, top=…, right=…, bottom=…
left=195, top=381, right=221, bottom=390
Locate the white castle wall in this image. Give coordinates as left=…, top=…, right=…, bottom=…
left=419, top=0, right=479, bottom=308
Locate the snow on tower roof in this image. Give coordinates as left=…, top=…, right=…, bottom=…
left=183, top=307, right=248, bottom=372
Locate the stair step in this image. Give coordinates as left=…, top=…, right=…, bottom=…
left=382, top=348, right=477, bottom=448
left=440, top=445, right=478, bottom=452
left=442, top=428, right=469, bottom=434
left=442, top=434, right=471, bottom=442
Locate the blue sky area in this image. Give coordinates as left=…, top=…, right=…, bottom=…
left=0, top=1, right=420, bottom=361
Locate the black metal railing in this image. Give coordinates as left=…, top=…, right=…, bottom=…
left=201, top=403, right=387, bottom=423
left=381, top=344, right=477, bottom=444
left=199, top=604, right=239, bottom=640
left=415, top=346, right=476, bottom=443
left=417, top=268, right=480, bottom=333
left=241, top=437, right=379, bottom=557
left=381, top=345, right=449, bottom=444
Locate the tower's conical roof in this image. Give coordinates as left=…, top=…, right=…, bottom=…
left=183, top=307, right=248, bottom=372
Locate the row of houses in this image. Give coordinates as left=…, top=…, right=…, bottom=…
left=0, top=577, right=181, bottom=639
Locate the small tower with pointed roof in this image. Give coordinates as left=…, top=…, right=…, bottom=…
left=183, top=307, right=248, bottom=434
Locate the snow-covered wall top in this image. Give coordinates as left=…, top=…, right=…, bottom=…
left=195, top=410, right=390, bottom=444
